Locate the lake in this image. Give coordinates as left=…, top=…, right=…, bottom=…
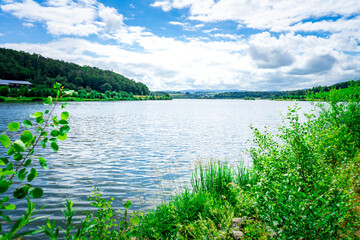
left=0, top=99, right=316, bottom=232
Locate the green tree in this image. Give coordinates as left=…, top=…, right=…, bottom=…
left=100, top=83, right=112, bottom=92
left=0, top=86, right=9, bottom=96
left=9, top=88, right=19, bottom=97
left=19, top=86, right=29, bottom=97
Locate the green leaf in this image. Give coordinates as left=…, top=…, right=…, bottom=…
left=40, top=162, right=48, bottom=170
left=39, top=157, right=46, bottom=163
left=50, top=130, right=59, bottom=137
left=31, top=112, right=43, bottom=118
left=54, top=82, right=61, bottom=89
left=27, top=168, right=37, bottom=182
left=131, top=215, right=140, bottom=225
left=44, top=96, right=53, bottom=105
left=0, top=180, right=10, bottom=194
left=40, top=131, right=48, bottom=137
left=5, top=162, right=13, bottom=171
left=59, top=125, right=70, bottom=134
left=1, top=196, right=9, bottom=202
left=51, top=142, right=59, bottom=152
left=17, top=169, right=27, bottom=181
left=13, top=140, right=26, bottom=153
left=23, top=159, right=31, bottom=167
left=22, top=120, right=33, bottom=128
left=41, top=138, right=48, bottom=149
left=123, top=200, right=132, bottom=209
left=20, top=130, right=33, bottom=143
left=7, top=147, right=15, bottom=156
left=4, top=204, right=16, bottom=210
left=57, top=133, right=67, bottom=141
left=13, top=153, right=22, bottom=161
left=0, top=171, right=16, bottom=176
left=59, top=120, right=68, bottom=125
left=0, top=134, right=11, bottom=148
left=61, top=103, right=68, bottom=109
left=0, top=158, right=8, bottom=165
left=13, top=187, right=28, bottom=199
left=30, top=188, right=43, bottom=198
left=45, top=109, right=50, bottom=114
left=36, top=117, right=44, bottom=124
left=3, top=215, right=11, bottom=222
left=8, top=122, right=20, bottom=132
left=61, top=111, right=69, bottom=120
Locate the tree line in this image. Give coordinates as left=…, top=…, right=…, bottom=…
left=209, top=79, right=360, bottom=100
left=0, top=48, right=150, bottom=95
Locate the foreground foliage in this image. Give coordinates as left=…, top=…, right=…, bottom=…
left=139, top=89, right=360, bottom=239
left=0, top=83, right=72, bottom=238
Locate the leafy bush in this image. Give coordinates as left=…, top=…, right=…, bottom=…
left=249, top=101, right=360, bottom=238
left=41, top=187, right=142, bottom=240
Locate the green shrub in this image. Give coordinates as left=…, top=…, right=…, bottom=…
left=249, top=103, right=360, bottom=238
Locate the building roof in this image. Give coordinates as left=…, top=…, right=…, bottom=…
left=0, top=79, right=32, bottom=85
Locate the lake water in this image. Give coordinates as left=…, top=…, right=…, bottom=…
left=0, top=99, right=316, bottom=233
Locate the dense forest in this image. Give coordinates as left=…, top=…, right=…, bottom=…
left=0, top=48, right=150, bottom=95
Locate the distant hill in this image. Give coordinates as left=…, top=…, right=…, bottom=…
left=168, top=79, right=360, bottom=100
left=0, top=48, right=149, bottom=95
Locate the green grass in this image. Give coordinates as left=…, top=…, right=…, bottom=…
left=138, top=89, right=360, bottom=239
left=0, top=95, right=171, bottom=103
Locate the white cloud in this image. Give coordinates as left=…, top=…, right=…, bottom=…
left=98, top=4, right=124, bottom=31
left=150, top=0, right=172, bottom=12
left=152, top=0, right=360, bottom=33
left=1, top=0, right=100, bottom=36
left=168, top=21, right=204, bottom=31
left=1, top=0, right=360, bottom=91
left=169, top=21, right=184, bottom=26
left=212, top=33, right=241, bottom=40
left=0, top=33, right=3, bottom=36
left=22, top=22, right=35, bottom=27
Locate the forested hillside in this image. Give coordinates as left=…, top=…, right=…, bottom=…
left=0, top=48, right=149, bottom=95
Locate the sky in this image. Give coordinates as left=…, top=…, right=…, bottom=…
left=0, top=0, right=360, bottom=91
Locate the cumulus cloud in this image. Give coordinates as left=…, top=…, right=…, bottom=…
left=151, top=0, right=360, bottom=33
left=98, top=4, right=124, bottom=31
left=1, top=0, right=100, bottom=36
left=0, top=0, right=359, bottom=91
left=289, top=54, right=337, bottom=75
left=249, top=45, right=294, bottom=69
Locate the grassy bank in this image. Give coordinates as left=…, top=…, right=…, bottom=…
left=137, top=92, right=360, bottom=239
left=0, top=95, right=171, bottom=103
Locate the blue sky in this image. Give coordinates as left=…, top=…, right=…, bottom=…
left=0, top=0, right=360, bottom=91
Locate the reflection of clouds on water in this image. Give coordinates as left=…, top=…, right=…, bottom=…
left=0, top=100, right=315, bottom=235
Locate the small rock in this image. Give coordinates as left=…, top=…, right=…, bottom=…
left=232, top=230, right=244, bottom=240
left=232, top=217, right=247, bottom=228
left=269, top=231, right=277, bottom=238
